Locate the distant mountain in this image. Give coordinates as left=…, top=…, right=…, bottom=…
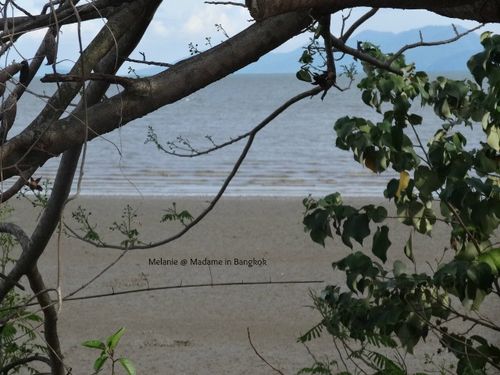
left=239, top=25, right=481, bottom=74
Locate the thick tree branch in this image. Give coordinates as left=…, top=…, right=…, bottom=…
left=245, top=0, right=500, bottom=23
left=0, top=11, right=312, bottom=180
left=0, top=0, right=136, bottom=42
left=0, top=0, right=162, bottom=300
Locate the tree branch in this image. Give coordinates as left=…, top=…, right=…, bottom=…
left=247, top=327, right=286, bottom=375
left=245, top=0, right=500, bottom=23
left=26, top=266, right=65, bottom=375
left=330, top=35, right=401, bottom=74
left=205, top=1, right=246, bottom=6
left=40, top=72, right=136, bottom=89
left=341, top=7, right=378, bottom=42
left=386, top=23, right=484, bottom=65
left=124, top=56, right=173, bottom=68
left=0, top=0, right=136, bottom=42
left=0, top=11, right=312, bottom=180
left=64, top=86, right=323, bottom=251
left=0, top=355, right=51, bottom=375
left=64, top=280, right=324, bottom=302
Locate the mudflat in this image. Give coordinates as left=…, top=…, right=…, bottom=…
left=9, top=196, right=499, bottom=374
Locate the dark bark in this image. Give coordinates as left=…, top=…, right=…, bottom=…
left=0, top=0, right=162, bottom=301
left=1, top=1, right=496, bottom=180
left=27, top=267, right=65, bottom=375
left=0, top=0, right=137, bottom=42
left=0, top=11, right=311, bottom=179
left=246, top=0, right=500, bottom=23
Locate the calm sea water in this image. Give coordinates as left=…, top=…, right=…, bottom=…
left=9, top=74, right=480, bottom=197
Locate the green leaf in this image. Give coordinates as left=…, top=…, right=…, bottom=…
left=404, top=233, right=415, bottom=263
left=296, top=69, right=312, bottom=83
left=487, top=125, right=499, bottom=151
left=303, top=209, right=332, bottom=247
left=372, top=226, right=391, bottom=263
left=82, top=340, right=105, bottom=350
left=408, top=114, right=422, bottom=125
left=94, top=354, right=108, bottom=371
left=107, top=327, right=125, bottom=351
left=414, top=166, right=443, bottom=197
left=440, top=99, right=452, bottom=118
left=118, top=358, right=136, bottom=375
left=393, top=260, right=406, bottom=277
left=342, top=213, right=370, bottom=247
left=364, top=205, right=388, bottom=223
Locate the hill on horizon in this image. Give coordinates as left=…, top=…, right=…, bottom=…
left=239, top=25, right=482, bottom=74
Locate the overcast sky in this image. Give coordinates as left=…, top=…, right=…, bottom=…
left=9, top=1, right=500, bottom=69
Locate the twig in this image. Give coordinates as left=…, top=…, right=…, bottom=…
left=10, top=1, right=36, bottom=19
left=65, top=86, right=323, bottom=251
left=0, top=355, right=51, bottom=374
left=247, top=327, right=286, bottom=375
left=124, top=57, right=173, bottom=68
left=64, top=249, right=129, bottom=299
left=0, top=167, right=36, bottom=203
left=1, top=280, right=324, bottom=314
left=40, top=72, right=136, bottom=89
left=386, top=23, right=484, bottom=65
left=204, top=1, right=246, bottom=7
left=341, top=8, right=378, bottom=43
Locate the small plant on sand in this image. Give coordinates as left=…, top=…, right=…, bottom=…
left=302, top=33, right=500, bottom=374
left=82, top=327, right=136, bottom=375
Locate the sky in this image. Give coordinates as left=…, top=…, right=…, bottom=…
left=8, top=1, right=500, bottom=70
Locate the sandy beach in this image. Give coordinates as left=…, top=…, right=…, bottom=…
left=8, top=196, right=500, bottom=374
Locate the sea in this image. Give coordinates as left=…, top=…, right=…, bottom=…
left=9, top=73, right=481, bottom=197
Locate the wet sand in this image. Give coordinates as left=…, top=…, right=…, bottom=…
left=8, top=196, right=499, bottom=374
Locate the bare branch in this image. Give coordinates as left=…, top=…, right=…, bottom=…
left=386, top=23, right=484, bottom=65
left=0, top=167, right=36, bottom=203
left=205, top=1, right=246, bottom=6
left=124, top=57, right=173, bottom=68
left=65, top=86, right=323, bottom=251
left=247, top=327, right=286, bottom=375
left=64, top=280, right=324, bottom=302
left=0, top=355, right=51, bottom=375
left=10, top=1, right=36, bottom=19
left=341, top=8, right=378, bottom=42
left=41, top=72, right=136, bottom=89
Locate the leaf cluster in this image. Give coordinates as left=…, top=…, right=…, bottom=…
left=82, top=327, right=135, bottom=375
left=302, top=33, right=500, bottom=375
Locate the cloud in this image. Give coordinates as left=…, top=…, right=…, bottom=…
left=181, top=7, right=248, bottom=37
left=151, top=20, right=172, bottom=37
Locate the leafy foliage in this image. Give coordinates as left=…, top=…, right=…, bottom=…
left=0, top=206, right=45, bottom=374
left=82, top=327, right=136, bottom=375
left=302, top=33, right=500, bottom=375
